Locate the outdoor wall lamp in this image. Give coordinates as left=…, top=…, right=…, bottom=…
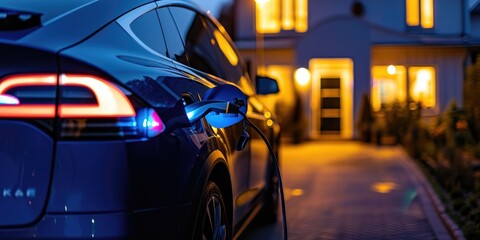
left=295, top=67, right=311, bottom=87
left=387, top=65, right=397, bottom=75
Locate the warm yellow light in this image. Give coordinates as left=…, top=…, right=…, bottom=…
left=387, top=65, right=396, bottom=75
left=266, top=119, right=274, bottom=127
left=371, top=182, right=397, bottom=193
left=257, top=65, right=266, bottom=76
left=295, top=67, right=310, bottom=86
left=414, top=70, right=430, bottom=93
left=406, top=0, right=420, bottom=26
left=256, top=0, right=280, bottom=33
left=265, top=65, right=295, bottom=108
left=256, top=0, right=306, bottom=33
left=282, top=0, right=294, bottom=30
left=407, top=0, right=433, bottom=28
left=371, top=65, right=407, bottom=111
left=295, top=0, right=308, bottom=32
left=291, top=188, right=304, bottom=196
left=421, top=0, right=434, bottom=28
left=264, top=111, right=272, bottom=118
left=410, top=67, right=435, bottom=107
left=238, top=76, right=255, bottom=96
left=255, top=0, right=269, bottom=5
left=213, top=30, right=238, bottom=66
left=380, top=80, right=396, bottom=103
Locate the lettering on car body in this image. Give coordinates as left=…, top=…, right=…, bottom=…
left=2, top=188, right=36, bottom=198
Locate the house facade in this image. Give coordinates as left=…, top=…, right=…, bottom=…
left=231, top=0, right=480, bottom=139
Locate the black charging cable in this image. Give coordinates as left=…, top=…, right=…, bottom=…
left=238, top=111, right=288, bottom=240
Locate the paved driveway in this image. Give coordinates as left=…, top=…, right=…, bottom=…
left=239, top=141, right=457, bottom=240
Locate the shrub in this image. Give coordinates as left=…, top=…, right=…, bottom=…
left=381, top=99, right=421, bottom=144
left=462, top=222, right=480, bottom=240
left=395, top=96, right=480, bottom=239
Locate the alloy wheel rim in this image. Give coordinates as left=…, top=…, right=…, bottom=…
left=202, top=196, right=226, bottom=240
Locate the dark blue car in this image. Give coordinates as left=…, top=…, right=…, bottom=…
left=0, top=0, right=281, bottom=239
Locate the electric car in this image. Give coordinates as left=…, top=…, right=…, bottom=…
left=0, top=0, right=281, bottom=239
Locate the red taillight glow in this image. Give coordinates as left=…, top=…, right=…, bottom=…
left=0, top=74, right=57, bottom=117
left=0, top=73, right=166, bottom=138
left=0, top=74, right=56, bottom=93
left=59, top=74, right=135, bottom=118
left=0, top=104, right=56, bottom=118
left=0, top=74, right=135, bottom=118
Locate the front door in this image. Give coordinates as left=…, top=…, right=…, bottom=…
left=309, top=58, right=354, bottom=138
left=319, top=77, right=341, bottom=135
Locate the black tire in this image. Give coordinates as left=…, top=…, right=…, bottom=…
left=259, top=162, right=279, bottom=224
left=193, top=181, right=230, bottom=240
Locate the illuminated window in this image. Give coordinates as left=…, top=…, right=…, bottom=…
left=256, top=0, right=308, bottom=33
left=409, top=66, right=435, bottom=108
left=371, top=65, right=407, bottom=111
left=266, top=65, right=294, bottom=100
left=256, top=65, right=294, bottom=116
left=371, top=65, right=436, bottom=111
left=295, top=0, right=308, bottom=32
left=406, top=0, right=434, bottom=28
left=256, top=0, right=281, bottom=33
left=282, top=0, right=294, bottom=30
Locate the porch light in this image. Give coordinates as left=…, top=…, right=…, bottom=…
left=295, top=67, right=310, bottom=86
left=387, top=65, right=396, bottom=75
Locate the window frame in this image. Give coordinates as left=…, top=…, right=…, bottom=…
left=116, top=3, right=171, bottom=60
left=202, top=13, right=256, bottom=95
left=371, top=65, right=407, bottom=111
left=129, top=8, right=168, bottom=57
left=167, top=6, right=226, bottom=78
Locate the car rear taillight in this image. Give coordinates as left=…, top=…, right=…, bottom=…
left=59, top=74, right=136, bottom=118
left=0, top=74, right=57, bottom=117
left=0, top=74, right=165, bottom=139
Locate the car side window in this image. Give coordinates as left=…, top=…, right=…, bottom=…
left=168, top=6, right=225, bottom=78
left=130, top=9, right=167, bottom=56
left=156, top=7, right=188, bottom=65
left=203, top=18, right=255, bottom=95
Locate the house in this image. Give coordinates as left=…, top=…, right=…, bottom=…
left=230, top=0, right=480, bottom=139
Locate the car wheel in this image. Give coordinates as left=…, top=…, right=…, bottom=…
left=260, top=166, right=279, bottom=224
left=195, top=181, right=230, bottom=240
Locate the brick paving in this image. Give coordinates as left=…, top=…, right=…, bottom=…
left=239, top=141, right=457, bottom=240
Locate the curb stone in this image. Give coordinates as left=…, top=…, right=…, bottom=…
left=395, top=147, right=465, bottom=240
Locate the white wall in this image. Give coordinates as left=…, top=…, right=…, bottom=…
left=296, top=17, right=371, bottom=138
